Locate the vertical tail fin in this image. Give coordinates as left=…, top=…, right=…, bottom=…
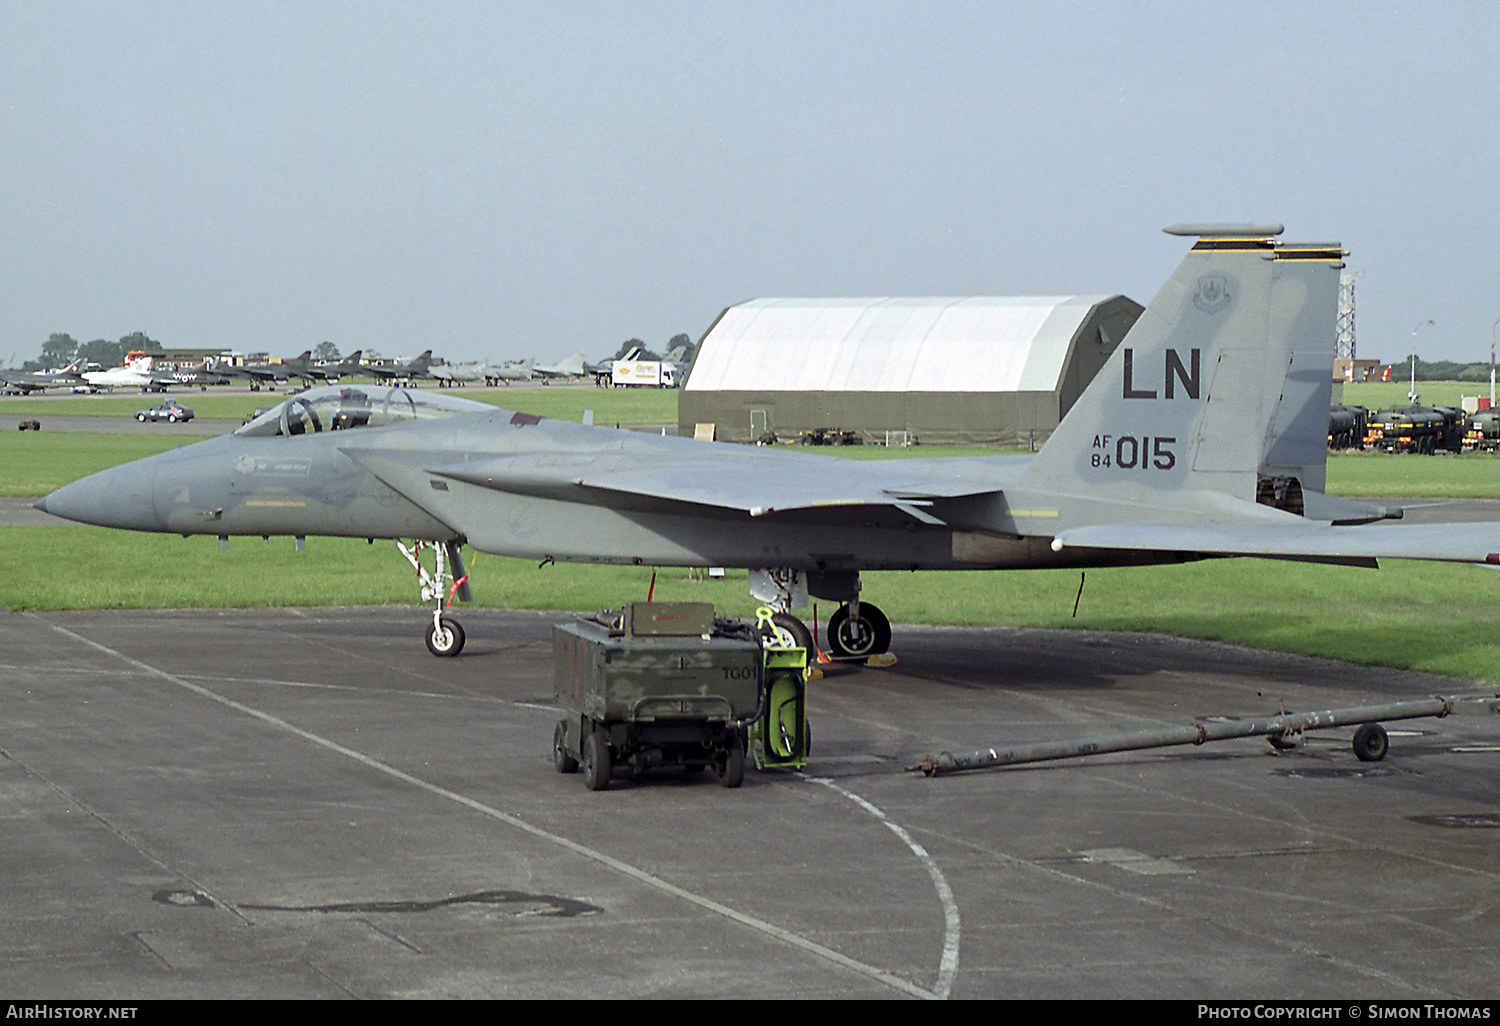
left=1021, top=225, right=1344, bottom=515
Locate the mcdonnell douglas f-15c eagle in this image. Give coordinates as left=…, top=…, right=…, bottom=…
left=37, top=225, right=1500, bottom=657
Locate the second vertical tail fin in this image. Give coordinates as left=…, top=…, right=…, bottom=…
left=1021, top=224, right=1344, bottom=520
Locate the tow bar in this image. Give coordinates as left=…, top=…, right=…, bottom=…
left=909, top=693, right=1500, bottom=777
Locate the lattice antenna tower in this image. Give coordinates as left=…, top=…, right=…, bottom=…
left=1336, top=272, right=1357, bottom=359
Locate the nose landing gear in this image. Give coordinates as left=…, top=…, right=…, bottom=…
left=398, top=539, right=472, bottom=656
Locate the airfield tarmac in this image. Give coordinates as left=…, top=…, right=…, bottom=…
left=3, top=606, right=1498, bottom=999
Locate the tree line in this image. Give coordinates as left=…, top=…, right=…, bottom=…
left=1404, top=358, right=1500, bottom=382
left=19, top=332, right=163, bottom=372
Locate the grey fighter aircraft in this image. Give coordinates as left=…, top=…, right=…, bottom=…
left=313, top=350, right=365, bottom=382
left=487, top=358, right=534, bottom=385
left=366, top=350, right=438, bottom=384
left=205, top=357, right=284, bottom=392
left=277, top=350, right=336, bottom=386
left=533, top=350, right=588, bottom=382
left=430, top=359, right=490, bottom=387
left=38, top=225, right=1500, bottom=659
left=0, top=360, right=88, bottom=394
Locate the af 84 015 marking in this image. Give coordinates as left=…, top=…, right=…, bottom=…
left=1089, top=435, right=1177, bottom=471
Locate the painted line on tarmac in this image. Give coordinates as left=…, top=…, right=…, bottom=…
left=40, top=617, right=940, bottom=1001
left=806, top=776, right=961, bottom=1000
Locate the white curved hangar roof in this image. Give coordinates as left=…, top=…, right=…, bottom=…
left=683, top=295, right=1118, bottom=393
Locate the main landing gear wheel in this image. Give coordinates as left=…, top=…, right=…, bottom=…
left=768, top=612, right=814, bottom=652
left=827, top=603, right=891, bottom=660
left=425, top=616, right=465, bottom=657
left=1352, top=722, right=1388, bottom=762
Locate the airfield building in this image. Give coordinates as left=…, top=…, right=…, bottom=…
left=677, top=294, right=1143, bottom=447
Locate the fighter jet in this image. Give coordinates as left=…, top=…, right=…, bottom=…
left=277, top=351, right=334, bottom=386
left=430, top=359, right=489, bottom=387
left=487, top=358, right=534, bottom=385
left=532, top=351, right=588, bottom=383
left=39, top=225, right=1500, bottom=660
left=366, top=350, right=438, bottom=384
left=77, top=356, right=190, bottom=393
left=313, top=350, right=365, bottom=382
left=161, top=363, right=232, bottom=389
left=204, top=357, right=284, bottom=392
left=0, top=360, right=88, bottom=394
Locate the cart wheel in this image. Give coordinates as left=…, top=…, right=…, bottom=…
left=553, top=720, right=578, bottom=774
left=583, top=730, right=612, bottom=791
left=1352, top=723, right=1388, bottom=762
left=717, top=733, right=745, bottom=789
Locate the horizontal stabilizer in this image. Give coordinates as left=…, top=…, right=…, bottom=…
left=1054, top=521, right=1500, bottom=565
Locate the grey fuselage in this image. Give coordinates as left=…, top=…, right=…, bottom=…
left=37, top=392, right=1171, bottom=577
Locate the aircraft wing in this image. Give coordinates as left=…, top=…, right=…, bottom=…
left=436, top=455, right=996, bottom=523
left=1053, top=521, right=1500, bottom=565
left=350, top=448, right=1013, bottom=525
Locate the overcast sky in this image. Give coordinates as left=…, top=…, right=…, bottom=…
left=3, top=1, right=1496, bottom=366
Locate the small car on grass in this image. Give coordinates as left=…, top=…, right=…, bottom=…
left=134, top=400, right=194, bottom=423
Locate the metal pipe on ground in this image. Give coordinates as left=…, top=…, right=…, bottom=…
left=909, top=694, right=1500, bottom=777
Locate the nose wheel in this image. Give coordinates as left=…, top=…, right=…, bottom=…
left=426, top=614, right=466, bottom=657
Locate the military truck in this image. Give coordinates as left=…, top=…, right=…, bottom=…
left=552, top=602, right=766, bottom=791
left=1328, top=404, right=1368, bottom=449
left=1363, top=406, right=1464, bottom=454
left=1465, top=409, right=1500, bottom=452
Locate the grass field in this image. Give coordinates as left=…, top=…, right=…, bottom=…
left=1341, top=380, right=1490, bottom=410
left=0, top=433, right=215, bottom=496
left=3, top=526, right=1499, bottom=682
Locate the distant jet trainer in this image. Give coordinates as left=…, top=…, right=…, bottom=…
left=39, top=226, right=1500, bottom=657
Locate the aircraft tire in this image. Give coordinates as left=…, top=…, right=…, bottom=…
left=583, top=730, right=612, bottom=791
left=1352, top=722, right=1388, bottom=762
left=553, top=720, right=579, bottom=774
left=827, top=603, right=891, bottom=660
left=716, top=732, right=746, bottom=789
left=426, top=616, right=465, bottom=657
left=769, top=612, right=814, bottom=653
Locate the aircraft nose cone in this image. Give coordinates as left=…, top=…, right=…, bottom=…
left=39, top=461, right=163, bottom=531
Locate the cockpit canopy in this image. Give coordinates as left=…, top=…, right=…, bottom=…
left=235, top=385, right=491, bottom=438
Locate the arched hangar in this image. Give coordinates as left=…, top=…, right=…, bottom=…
left=677, top=293, right=1143, bottom=447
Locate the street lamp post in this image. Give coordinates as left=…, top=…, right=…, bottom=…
left=1410, top=320, right=1434, bottom=404
left=1490, top=315, right=1498, bottom=409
